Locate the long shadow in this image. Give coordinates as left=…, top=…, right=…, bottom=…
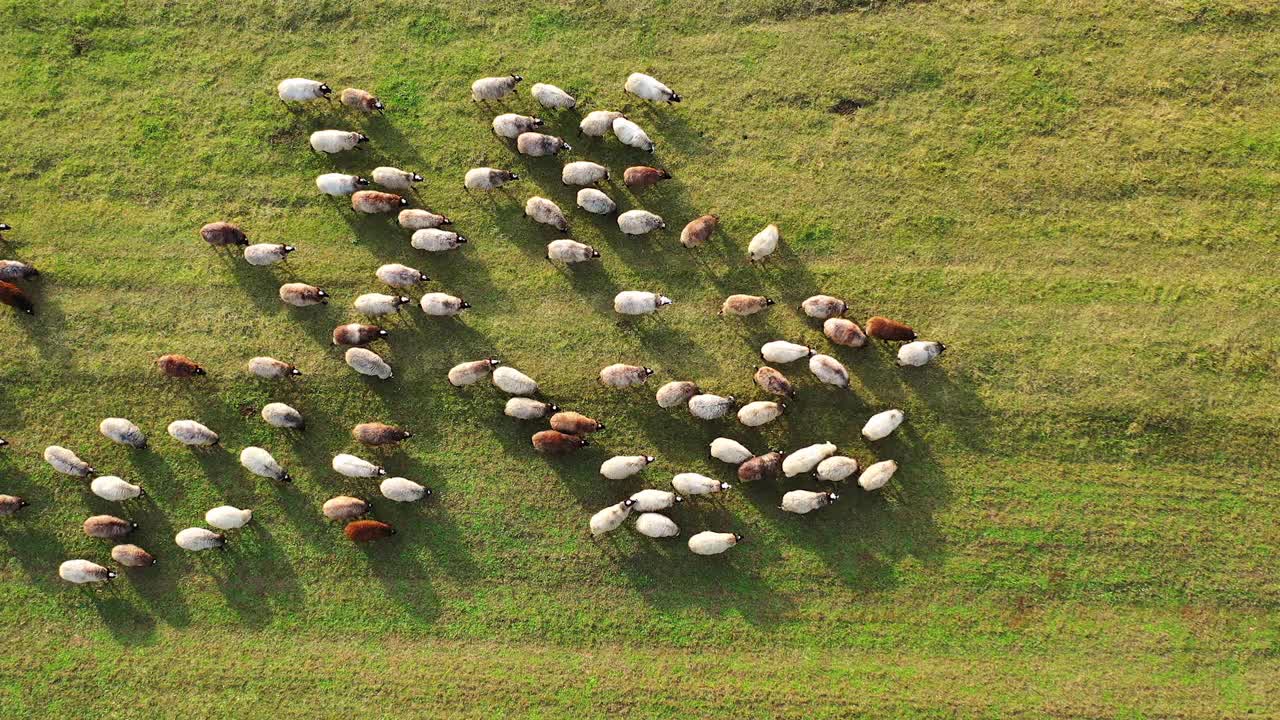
left=358, top=532, right=442, bottom=624
left=375, top=453, right=479, bottom=583
left=209, top=516, right=303, bottom=629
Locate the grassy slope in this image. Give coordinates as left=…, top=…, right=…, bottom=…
left=1, top=0, right=1278, bottom=716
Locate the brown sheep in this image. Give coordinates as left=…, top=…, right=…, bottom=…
left=345, top=519, right=396, bottom=542
left=738, top=452, right=784, bottom=482
left=157, top=354, right=205, bottom=377
left=720, top=294, right=773, bottom=316
left=532, top=430, right=588, bottom=456
left=199, top=221, right=247, bottom=247
left=332, top=323, right=388, bottom=346
left=753, top=366, right=796, bottom=398
left=824, top=318, right=867, bottom=348
left=550, top=412, right=605, bottom=435
left=623, top=166, right=671, bottom=189
left=680, top=214, right=718, bottom=248
left=83, top=514, right=136, bottom=539
left=866, top=316, right=917, bottom=342
left=323, top=496, right=371, bottom=521
left=0, top=280, right=33, bottom=315
left=352, top=422, right=412, bottom=446
left=341, top=87, right=384, bottom=112
left=111, top=544, right=157, bottom=567
left=352, top=191, right=408, bottom=214
left=0, top=494, right=29, bottom=516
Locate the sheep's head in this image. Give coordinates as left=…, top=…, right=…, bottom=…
left=642, top=367, right=654, bottom=376
left=193, top=367, right=207, bottom=376
left=377, top=329, right=389, bottom=338
left=284, top=245, right=297, bottom=253
left=356, top=134, right=370, bottom=143
left=532, top=118, right=545, bottom=127
left=460, top=301, right=472, bottom=310
left=319, top=84, right=332, bottom=95
left=559, top=142, right=573, bottom=152
left=355, top=177, right=370, bottom=187
left=456, top=235, right=468, bottom=244
left=646, top=456, right=656, bottom=464
left=668, top=92, right=682, bottom=103
left=279, top=473, right=292, bottom=483
left=397, top=197, right=409, bottom=207
left=511, top=74, right=523, bottom=83
left=733, top=533, right=744, bottom=542
left=579, top=438, right=590, bottom=448
left=590, top=249, right=601, bottom=258
left=373, top=100, right=385, bottom=110
left=107, top=570, right=118, bottom=579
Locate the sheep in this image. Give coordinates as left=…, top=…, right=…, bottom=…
left=309, top=130, right=368, bottom=154
left=279, top=282, right=329, bottom=307
left=249, top=356, right=301, bottom=379
left=345, top=519, right=396, bottom=542
left=783, top=442, right=837, bottom=477
left=0, top=494, right=29, bottom=516
left=737, top=451, right=784, bottom=482
left=340, top=87, right=383, bottom=112
left=561, top=161, right=609, bottom=186
left=492, top=113, right=544, bottom=138
left=623, top=166, right=671, bottom=189
left=205, top=505, right=252, bottom=530
left=244, top=243, right=296, bottom=266
left=655, top=381, right=700, bottom=408
left=576, top=188, right=617, bottom=215
left=802, top=295, right=848, bottom=320
left=277, top=78, right=332, bottom=104
left=0, top=260, right=39, bottom=281
left=59, top=559, right=117, bottom=584
left=600, top=455, right=655, bottom=480
left=754, top=366, right=795, bottom=398
left=464, top=167, right=520, bottom=191
left=612, top=117, right=655, bottom=152
left=629, top=489, right=682, bottom=512
left=516, top=132, right=572, bottom=157
left=579, top=110, right=624, bottom=137
left=635, top=513, right=680, bottom=538
left=398, top=209, right=451, bottom=230
left=167, top=420, right=218, bottom=447
left=493, top=366, right=538, bottom=395
left=672, top=473, right=730, bottom=496
left=748, top=224, right=780, bottom=262
left=710, top=438, right=753, bottom=465
left=590, top=499, right=635, bottom=536
left=531, top=430, right=588, bottom=455
left=419, top=292, right=470, bottom=316
left=781, top=490, right=839, bottom=515
left=337, top=351, right=399, bottom=391
left=99, top=417, right=146, bottom=448
left=261, top=402, right=304, bottom=430
left=824, top=318, right=867, bottom=348
left=531, top=83, right=576, bottom=109
left=84, top=515, right=135, bottom=539
left=175, top=527, right=225, bottom=551
left=471, top=74, right=522, bottom=102
left=376, top=264, right=430, bottom=290
left=720, top=294, right=773, bottom=316
left=448, top=358, right=500, bottom=386
left=862, top=409, right=904, bottom=441
left=0, top=281, right=32, bottom=314
left=688, top=531, right=741, bottom=556
left=354, top=293, right=411, bottom=317
left=815, top=456, right=859, bottom=483
left=898, top=341, right=946, bottom=367
left=156, top=354, right=205, bottom=377
left=316, top=173, right=370, bottom=196
left=600, top=364, right=654, bottom=388
left=352, top=422, right=412, bottom=446
left=111, top=544, right=156, bottom=567
left=44, top=445, right=95, bottom=477
left=352, top=191, right=407, bottom=214
left=624, top=72, right=682, bottom=103
left=547, top=239, right=600, bottom=263
left=614, top=290, right=672, bottom=315
left=550, top=411, right=604, bottom=435
left=323, top=496, right=371, bottom=521
left=809, top=354, right=850, bottom=389
left=618, top=210, right=666, bottom=236
left=372, top=167, right=423, bottom=192
left=332, top=323, right=387, bottom=346
left=411, top=229, right=468, bottom=252
left=380, top=477, right=430, bottom=503
left=332, top=453, right=385, bottom=478
left=525, top=197, right=570, bottom=231
left=680, top=214, right=719, bottom=249
left=866, top=316, right=917, bottom=342
left=688, top=393, right=735, bottom=420
left=737, top=401, right=785, bottom=427
left=859, top=460, right=898, bottom=490
left=506, top=398, right=558, bottom=420
left=90, top=476, right=143, bottom=502
left=760, top=341, right=814, bottom=364
left=199, top=221, right=248, bottom=247
left=239, top=446, right=291, bottom=482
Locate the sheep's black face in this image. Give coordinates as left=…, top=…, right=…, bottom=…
left=0, top=224, right=9, bottom=231
left=356, top=177, right=370, bottom=187
left=374, top=101, right=384, bottom=110
left=734, top=534, right=744, bottom=542
left=669, top=93, right=682, bottom=103
left=661, top=170, right=672, bottom=179
left=320, top=84, right=332, bottom=94
left=107, top=571, right=118, bottom=579
left=290, top=368, right=302, bottom=376
left=357, top=135, right=369, bottom=143
left=591, top=250, right=601, bottom=258
left=512, top=75, right=523, bottom=82
left=411, top=173, right=423, bottom=182
left=318, top=290, right=329, bottom=298
left=378, top=330, right=388, bottom=337
left=402, top=431, right=413, bottom=439
left=533, top=118, right=545, bottom=127
left=397, top=198, right=409, bottom=207
left=460, top=301, right=472, bottom=309
left=194, top=368, right=206, bottom=376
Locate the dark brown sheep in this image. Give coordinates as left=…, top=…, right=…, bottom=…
left=111, top=544, right=157, bottom=567
left=623, top=166, right=671, bottom=189
left=866, top=316, right=917, bottom=342
left=738, top=452, right=785, bottom=483
left=753, top=366, right=796, bottom=398
left=0, top=494, right=28, bottom=516
left=680, top=214, right=718, bottom=248
left=351, top=422, right=412, bottom=446
left=84, top=514, right=135, bottom=539
left=157, top=354, right=205, bottom=377
left=549, top=412, right=605, bottom=435
left=352, top=191, right=408, bottom=214
left=200, top=221, right=247, bottom=247
left=345, top=519, right=396, bottom=542
left=532, top=430, right=588, bottom=456
left=333, top=323, right=388, bottom=346
left=0, top=280, right=33, bottom=315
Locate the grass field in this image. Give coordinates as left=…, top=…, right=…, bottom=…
left=1, top=0, right=1279, bottom=716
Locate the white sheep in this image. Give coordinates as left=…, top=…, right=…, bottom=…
left=815, top=456, right=859, bottom=483
left=599, top=363, right=653, bottom=388
left=589, top=499, right=635, bottom=536
left=617, top=209, right=665, bottom=235
left=561, top=161, right=608, bottom=186
left=175, top=527, right=225, bottom=552
left=688, top=393, right=735, bottom=420
left=783, top=442, right=837, bottom=477
left=277, top=78, right=332, bottom=104
left=332, top=453, right=385, bottom=478
left=737, top=401, right=785, bottom=427
left=380, top=477, right=430, bottom=503
left=635, top=513, right=680, bottom=538
left=525, top=196, right=569, bottom=231
left=43, top=445, right=95, bottom=477
left=858, top=460, right=898, bottom=490
left=449, top=358, right=500, bottom=386
left=600, top=454, right=655, bottom=480
left=897, top=341, right=947, bottom=367
left=629, top=489, right=682, bottom=512
left=376, top=263, right=430, bottom=288
left=531, top=83, right=576, bottom=109
left=614, top=291, right=672, bottom=315
left=516, top=132, right=571, bottom=157
left=780, top=490, right=839, bottom=515
left=624, top=73, right=682, bottom=103
left=90, top=476, right=143, bottom=502
left=167, top=420, right=218, bottom=447
left=398, top=209, right=451, bottom=230
left=748, top=224, right=779, bottom=261
left=309, top=130, right=368, bottom=154
left=576, top=188, right=617, bottom=215
left=471, top=74, right=522, bottom=102
left=493, top=366, right=538, bottom=395
left=205, top=505, right=252, bottom=530
left=58, top=559, right=116, bottom=584
left=760, top=340, right=814, bottom=363
left=99, top=418, right=146, bottom=448
left=801, top=295, right=848, bottom=320
left=345, top=347, right=393, bottom=379
left=464, top=167, right=519, bottom=191
left=243, top=243, right=296, bottom=266
left=239, top=446, right=291, bottom=482
left=261, top=402, right=304, bottom=430
left=612, top=117, right=655, bottom=152
left=372, top=166, right=423, bottom=191
left=579, top=110, right=623, bottom=137
left=710, top=438, right=752, bottom=465
left=862, top=409, right=904, bottom=441
left=248, top=356, right=301, bottom=379
left=671, top=473, right=729, bottom=496
left=492, top=113, right=543, bottom=138
left=809, top=354, right=850, bottom=388
left=354, top=293, right=412, bottom=317
left=411, top=228, right=468, bottom=252
left=505, top=397, right=558, bottom=420
left=315, top=173, right=369, bottom=195
left=419, top=292, right=470, bottom=316
left=279, top=282, right=328, bottom=306
left=547, top=239, right=600, bottom=263
left=687, top=531, right=741, bottom=556
left=656, top=381, right=700, bottom=408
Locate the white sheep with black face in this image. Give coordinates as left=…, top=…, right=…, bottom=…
left=59, top=559, right=116, bottom=584
left=547, top=239, right=600, bottom=263
left=687, top=531, right=741, bottom=555
left=612, top=117, right=655, bottom=152
left=372, top=167, right=423, bottom=192
left=531, top=83, right=576, bottom=109
left=635, top=513, right=680, bottom=538
left=90, top=476, right=144, bottom=502
left=897, top=341, right=947, bottom=367
left=99, top=418, right=146, bottom=448
left=617, top=210, right=665, bottom=235
left=332, top=453, right=385, bottom=478
left=464, top=167, right=519, bottom=191
left=243, top=243, right=296, bottom=266
left=599, top=364, right=654, bottom=388
left=278, top=78, right=332, bottom=103
left=580, top=110, right=623, bottom=137
left=624, top=73, right=682, bottom=103
left=239, top=446, right=291, bottom=482
left=248, top=356, right=301, bottom=379
left=345, top=348, right=393, bottom=380
left=411, top=229, right=468, bottom=252
left=748, top=224, right=780, bottom=262
left=175, top=527, right=225, bottom=552
left=525, top=197, right=569, bottom=231
left=629, top=489, right=682, bottom=512
left=44, top=445, right=95, bottom=477
left=492, top=113, right=544, bottom=138
left=419, top=292, right=470, bottom=317
left=516, top=132, right=572, bottom=157
left=354, top=293, right=412, bottom=317
left=737, top=401, right=785, bottom=428
left=671, top=473, right=730, bottom=496
left=576, top=188, right=617, bottom=215
left=561, top=161, right=609, bottom=186
left=808, top=354, right=850, bottom=389
left=858, top=460, right=898, bottom=490
left=600, top=455, right=655, bottom=480
left=167, top=420, right=219, bottom=447
left=782, top=442, right=837, bottom=477
left=780, top=490, right=839, bottom=515
left=589, top=499, right=635, bottom=536
left=398, top=209, right=451, bottom=230
left=862, top=409, right=904, bottom=441
left=449, top=358, right=500, bottom=387
left=205, top=505, right=252, bottom=530
left=376, top=263, right=430, bottom=289
left=261, top=402, right=304, bottom=430
left=688, top=394, right=735, bottom=420
left=380, top=477, right=431, bottom=503
left=309, top=130, right=368, bottom=154
left=471, top=74, right=522, bottom=102
left=505, top=398, right=558, bottom=420
left=315, top=173, right=369, bottom=196
left=709, top=438, right=752, bottom=465
left=614, top=291, right=672, bottom=315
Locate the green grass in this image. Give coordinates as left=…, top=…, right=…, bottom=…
left=1, top=0, right=1279, bottom=716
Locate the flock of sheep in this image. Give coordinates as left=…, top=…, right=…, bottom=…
left=0, top=70, right=947, bottom=586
